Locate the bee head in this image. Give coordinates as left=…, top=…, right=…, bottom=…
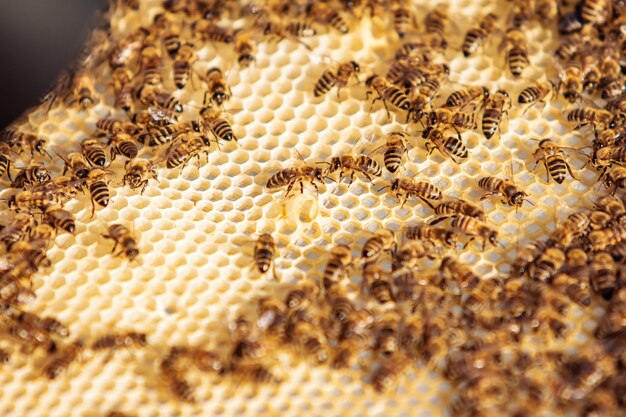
left=126, top=248, right=139, bottom=261
left=488, top=231, right=498, bottom=246
left=350, top=61, right=360, bottom=73
left=313, top=167, right=325, bottom=182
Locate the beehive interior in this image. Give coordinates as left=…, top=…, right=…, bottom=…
left=0, top=0, right=625, bottom=416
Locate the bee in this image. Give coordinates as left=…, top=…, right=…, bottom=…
left=0, top=143, right=16, bottom=180
left=594, top=146, right=626, bottom=170
left=108, top=133, right=139, bottom=161
left=313, top=60, right=360, bottom=98
left=285, top=317, right=328, bottom=364
left=362, top=229, right=394, bottom=260
left=451, top=214, right=498, bottom=249
left=371, top=355, right=408, bottom=393
left=65, top=70, right=97, bottom=110
left=92, top=332, right=148, bottom=351
left=44, top=204, right=76, bottom=234
left=86, top=168, right=110, bottom=217
left=160, top=358, right=195, bottom=402
left=501, top=27, right=529, bottom=78
left=192, top=19, right=234, bottom=43
left=45, top=340, right=84, bottom=379
left=603, top=165, right=626, bottom=192
left=383, top=177, right=442, bottom=208
left=553, top=274, right=592, bottom=307
left=577, top=0, right=611, bottom=26
left=373, top=310, right=400, bottom=357
left=372, top=131, right=409, bottom=173
left=559, top=59, right=585, bottom=103
left=590, top=251, right=617, bottom=300
left=198, top=102, right=236, bottom=143
left=567, top=107, right=614, bottom=132
left=532, top=138, right=577, bottom=184
left=254, top=233, right=277, bottom=279
left=423, top=4, right=448, bottom=50
left=511, top=239, right=546, bottom=276
left=478, top=176, right=529, bottom=208
left=7, top=240, right=52, bottom=272
left=588, top=224, right=626, bottom=250
left=111, top=66, right=133, bottom=112
left=139, top=41, right=162, bottom=88
left=550, top=211, right=590, bottom=247
left=406, top=79, right=442, bottom=123
left=386, top=58, right=428, bottom=90
left=80, top=138, right=107, bottom=167
left=365, top=74, right=411, bottom=117
left=427, top=109, right=477, bottom=131
left=0, top=213, right=32, bottom=249
left=137, top=120, right=202, bottom=147
left=285, top=282, right=318, bottom=310
left=1, top=128, right=48, bottom=157
left=322, top=153, right=382, bottom=183
left=262, top=21, right=317, bottom=47
left=440, top=256, right=481, bottom=289
left=322, top=244, right=353, bottom=292
left=229, top=316, right=267, bottom=365
left=392, top=240, right=438, bottom=270
left=532, top=247, right=565, bottom=281
left=204, top=67, right=231, bottom=107
left=518, top=81, right=556, bottom=114
left=369, top=276, right=395, bottom=304
left=172, top=43, right=197, bottom=89
left=257, top=296, right=286, bottom=334
left=266, top=155, right=327, bottom=197
left=598, top=53, right=624, bottom=99
left=444, top=86, right=489, bottom=110
left=307, top=2, right=349, bottom=33
left=103, top=224, right=139, bottom=261
left=234, top=30, right=256, bottom=68
left=581, top=53, right=601, bottom=95
left=392, top=1, right=414, bottom=38
left=8, top=190, right=72, bottom=212
left=481, top=89, right=510, bottom=139
left=596, top=288, right=626, bottom=337
left=434, top=199, right=485, bottom=222
left=162, top=133, right=212, bottom=169
left=153, top=13, right=181, bottom=58
left=123, top=158, right=158, bottom=194
left=95, top=118, right=138, bottom=136
left=422, top=126, right=468, bottom=163
left=171, top=346, right=225, bottom=374
left=404, top=222, right=458, bottom=247
left=10, top=164, right=51, bottom=189
left=462, top=13, right=498, bottom=57
left=57, top=151, right=91, bottom=179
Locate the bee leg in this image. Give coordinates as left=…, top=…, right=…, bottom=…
left=463, top=237, right=475, bottom=250
left=299, top=180, right=305, bottom=194
left=284, top=181, right=296, bottom=197
left=417, top=195, right=435, bottom=210
left=349, top=171, right=356, bottom=184
left=362, top=173, right=373, bottom=183
left=479, top=192, right=498, bottom=201
left=90, top=196, right=96, bottom=219
left=564, top=160, right=578, bottom=181
left=310, top=180, right=320, bottom=195
left=429, top=216, right=448, bottom=225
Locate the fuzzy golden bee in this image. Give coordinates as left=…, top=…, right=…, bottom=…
left=103, top=224, right=139, bottom=261
left=462, top=13, right=498, bottom=57
left=532, top=138, right=577, bottom=184
left=478, top=176, right=529, bottom=208
left=313, top=60, right=360, bottom=98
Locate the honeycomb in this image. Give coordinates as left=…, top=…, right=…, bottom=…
left=0, top=0, right=623, bottom=416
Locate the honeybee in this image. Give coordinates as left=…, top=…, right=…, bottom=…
left=362, top=229, right=395, bottom=260
left=137, top=91, right=183, bottom=123
left=204, top=67, right=231, bottom=107
left=262, top=21, right=316, bottom=49
left=285, top=282, right=319, bottom=310
left=598, top=52, right=624, bottom=99
left=0, top=143, right=16, bottom=180
left=532, top=247, right=565, bottom=281
left=229, top=316, right=268, bottom=365
left=160, top=358, right=195, bottom=402
left=137, top=120, right=202, bottom=147
left=603, top=165, right=626, bottom=192
left=254, top=233, right=277, bottom=279
left=162, top=133, right=212, bottom=170
left=596, top=287, right=626, bottom=337
left=558, top=59, right=585, bottom=103
left=44, top=204, right=76, bottom=234
left=391, top=1, right=414, bottom=38
left=123, top=158, right=158, bottom=194
left=153, top=13, right=181, bottom=58
left=451, top=214, right=498, bottom=249
left=313, top=60, right=360, bottom=98
left=322, top=153, right=382, bottom=183
left=406, top=79, right=442, bottom=123
left=172, top=43, right=197, bottom=89
left=285, top=317, right=329, bottom=364
left=588, top=223, right=626, bottom=250
left=423, top=4, right=449, bottom=50
left=462, top=13, right=498, bottom=57
left=371, top=356, right=407, bottom=392
left=322, top=244, right=352, bottom=292
left=594, top=146, right=626, bottom=170
left=482, top=89, right=510, bottom=139
left=8, top=190, right=72, bottom=212
left=198, top=102, right=236, bottom=143
left=550, top=211, right=590, bottom=247
left=371, top=131, right=409, bottom=173
left=306, top=2, right=349, bottom=33
left=95, top=118, right=138, bottom=135
left=0, top=127, right=48, bottom=157
left=427, top=109, right=477, bottom=131
left=577, top=0, right=612, bottom=26
left=139, top=41, right=162, bottom=88
left=518, top=81, right=556, bottom=114
left=108, top=133, right=139, bottom=161
left=434, top=199, right=485, bottom=222
left=440, top=256, right=481, bottom=288
left=234, top=30, right=256, bottom=68
left=567, top=107, right=614, bottom=132
left=392, top=240, right=438, bottom=270
left=0, top=213, right=31, bottom=249
left=65, top=70, right=97, bottom=110
left=383, top=177, right=442, bottom=209
left=422, top=126, right=468, bottom=163
left=10, top=164, right=51, bottom=189
left=81, top=138, right=107, bottom=167
left=103, top=224, right=139, bottom=261
left=386, top=58, right=428, bottom=90
left=373, top=310, right=400, bottom=357
left=532, top=138, right=577, bottom=184
left=111, top=66, right=133, bottom=112
left=582, top=53, right=602, bottom=95
left=590, top=251, right=617, bottom=300
left=444, top=86, right=489, bottom=110
left=86, top=168, right=110, bottom=217
left=192, top=20, right=234, bottom=43
left=501, top=27, right=529, bottom=78
left=170, top=346, right=225, bottom=374
left=57, top=151, right=91, bottom=179
left=478, top=176, right=529, bottom=208
left=92, top=332, right=148, bottom=351
left=266, top=153, right=327, bottom=196
left=365, top=74, right=411, bottom=118
left=45, top=340, right=84, bottom=379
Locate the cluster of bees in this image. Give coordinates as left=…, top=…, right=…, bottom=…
left=0, top=0, right=625, bottom=415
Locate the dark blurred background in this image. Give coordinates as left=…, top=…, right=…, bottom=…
left=0, top=0, right=109, bottom=130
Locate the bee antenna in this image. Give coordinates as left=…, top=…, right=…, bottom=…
left=377, top=185, right=390, bottom=193
left=315, top=161, right=330, bottom=166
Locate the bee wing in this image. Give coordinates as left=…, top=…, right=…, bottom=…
left=147, top=106, right=179, bottom=124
